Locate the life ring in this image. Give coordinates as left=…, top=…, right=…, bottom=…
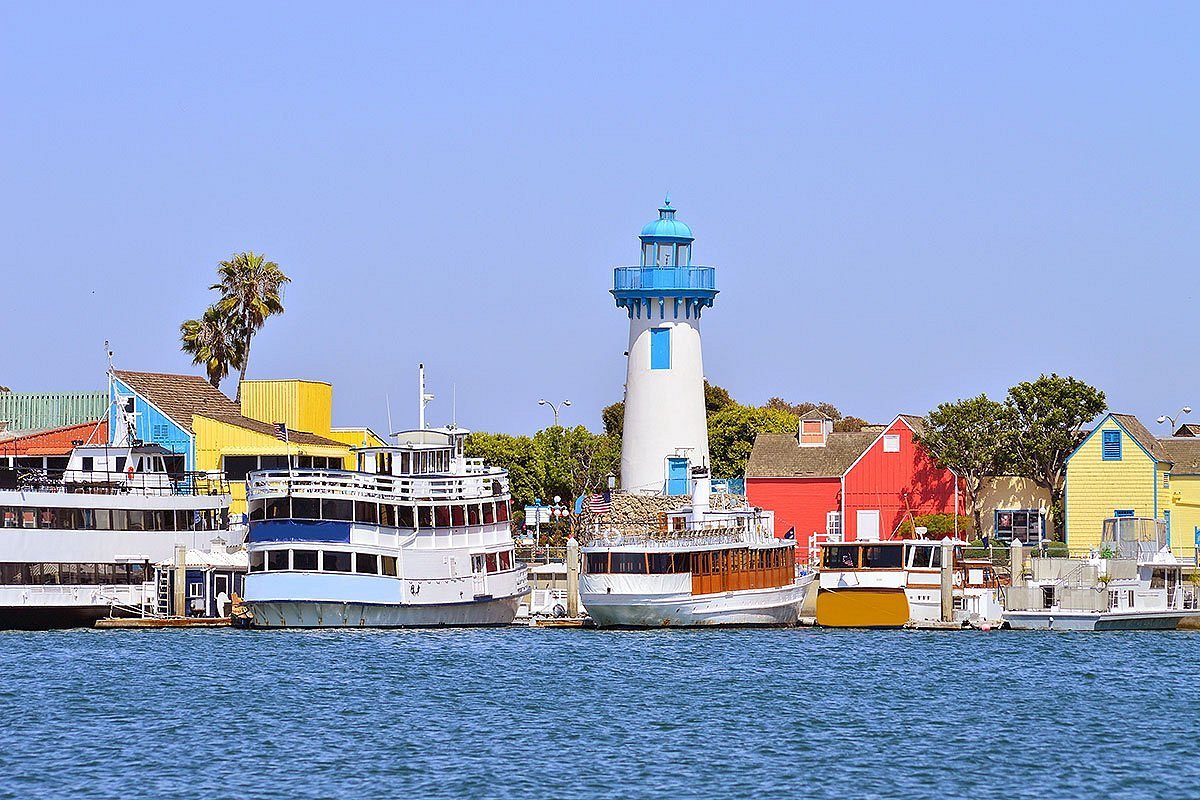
left=126, top=466, right=135, bottom=481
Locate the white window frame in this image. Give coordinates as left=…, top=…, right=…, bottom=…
left=883, top=434, right=901, bottom=453
left=826, top=511, right=842, bottom=540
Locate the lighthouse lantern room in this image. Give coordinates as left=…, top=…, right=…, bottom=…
left=612, top=197, right=718, bottom=495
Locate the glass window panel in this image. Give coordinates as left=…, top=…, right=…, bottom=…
left=267, top=550, right=289, bottom=571
left=355, top=553, right=379, bottom=575
left=321, top=499, right=353, bottom=522
left=322, top=551, right=351, bottom=572
left=292, top=550, right=318, bottom=571
left=355, top=501, right=378, bottom=524
left=381, top=555, right=398, bottom=577
left=249, top=551, right=266, bottom=572
left=451, top=505, right=466, bottom=527
left=435, top=506, right=451, bottom=528
left=291, top=497, right=320, bottom=520
left=467, top=505, right=480, bottom=526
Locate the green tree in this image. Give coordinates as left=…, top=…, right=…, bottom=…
left=763, top=397, right=842, bottom=419
left=1005, top=374, right=1106, bottom=536
left=704, top=381, right=737, bottom=414
left=833, top=416, right=869, bottom=432
left=211, top=251, right=291, bottom=400
left=601, top=401, right=624, bottom=437
left=179, top=304, right=243, bottom=389
left=917, top=394, right=1014, bottom=536
left=707, top=405, right=798, bottom=478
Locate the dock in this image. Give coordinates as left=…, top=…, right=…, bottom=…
left=94, top=617, right=233, bottom=629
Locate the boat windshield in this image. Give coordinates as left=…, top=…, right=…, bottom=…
left=823, top=545, right=859, bottom=570
left=861, top=545, right=903, bottom=569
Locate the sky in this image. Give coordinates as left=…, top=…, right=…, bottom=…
left=1, top=3, right=1197, bottom=437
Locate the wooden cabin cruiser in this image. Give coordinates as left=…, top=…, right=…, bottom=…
left=0, top=438, right=231, bottom=629
left=579, top=476, right=811, bottom=627
left=816, top=539, right=1003, bottom=628
left=1003, top=517, right=1198, bottom=631
left=242, top=424, right=528, bottom=628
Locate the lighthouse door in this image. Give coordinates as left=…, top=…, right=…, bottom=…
left=666, top=458, right=689, bottom=496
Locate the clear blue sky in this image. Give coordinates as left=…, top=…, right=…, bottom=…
left=2, top=3, right=1197, bottom=436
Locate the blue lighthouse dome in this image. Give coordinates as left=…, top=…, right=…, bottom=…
left=639, top=195, right=694, bottom=241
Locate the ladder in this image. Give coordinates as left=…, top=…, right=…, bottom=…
left=155, top=568, right=171, bottom=617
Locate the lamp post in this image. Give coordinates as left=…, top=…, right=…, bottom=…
left=537, top=398, right=571, bottom=427
left=1157, top=406, right=1193, bottom=434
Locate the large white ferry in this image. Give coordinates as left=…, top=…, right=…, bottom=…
left=242, top=415, right=527, bottom=628
left=579, top=475, right=811, bottom=627
left=0, top=419, right=231, bottom=629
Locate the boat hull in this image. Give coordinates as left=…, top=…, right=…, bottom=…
left=581, top=580, right=810, bottom=628
left=1003, top=610, right=1187, bottom=631
left=247, top=594, right=522, bottom=628
left=816, top=587, right=909, bottom=628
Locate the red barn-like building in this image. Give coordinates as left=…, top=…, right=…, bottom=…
left=747, top=413, right=961, bottom=560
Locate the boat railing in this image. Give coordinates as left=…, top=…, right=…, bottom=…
left=11, top=468, right=229, bottom=497
left=584, top=519, right=776, bottom=549
left=247, top=468, right=509, bottom=502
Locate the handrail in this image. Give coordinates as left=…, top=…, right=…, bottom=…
left=12, top=468, right=229, bottom=497
left=247, top=468, right=509, bottom=503
left=612, top=266, right=716, bottom=291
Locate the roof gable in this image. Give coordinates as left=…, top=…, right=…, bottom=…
left=842, top=415, right=949, bottom=477
left=0, top=420, right=108, bottom=455
left=1068, top=413, right=1170, bottom=466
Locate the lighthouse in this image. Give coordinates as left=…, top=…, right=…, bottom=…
left=612, top=197, right=718, bottom=495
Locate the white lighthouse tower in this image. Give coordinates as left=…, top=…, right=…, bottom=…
left=612, top=197, right=718, bottom=495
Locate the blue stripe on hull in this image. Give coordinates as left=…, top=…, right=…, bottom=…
left=248, top=520, right=351, bottom=543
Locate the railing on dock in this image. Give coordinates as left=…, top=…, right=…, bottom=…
left=247, top=467, right=509, bottom=503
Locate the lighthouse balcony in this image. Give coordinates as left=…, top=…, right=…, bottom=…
left=612, top=266, right=716, bottom=293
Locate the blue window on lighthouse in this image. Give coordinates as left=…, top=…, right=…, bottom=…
left=650, top=328, right=671, bottom=370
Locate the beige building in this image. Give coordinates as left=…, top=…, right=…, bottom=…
left=976, top=476, right=1052, bottom=542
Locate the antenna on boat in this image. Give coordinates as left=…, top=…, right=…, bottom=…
left=452, top=384, right=457, bottom=428
left=418, top=364, right=435, bottom=430
left=386, top=393, right=394, bottom=442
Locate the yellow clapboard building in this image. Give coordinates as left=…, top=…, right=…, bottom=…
left=1064, top=413, right=1200, bottom=556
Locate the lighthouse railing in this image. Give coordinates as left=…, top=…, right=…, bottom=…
left=613, top=266, right=715, bottom=291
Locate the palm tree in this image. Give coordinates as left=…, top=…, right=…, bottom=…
left=179, top=304, right=243, bottom=389
left=211, top=252, right=291, bottom=400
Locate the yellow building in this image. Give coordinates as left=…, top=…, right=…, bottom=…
left=1064, top=413, right=1176, bottom=554
left=113, top=371, right=384, bottom=515
left=976, top=476, right=1053, bottom=542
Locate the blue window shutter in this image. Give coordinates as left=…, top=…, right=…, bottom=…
left=650, top=328, right=671, bottom=370
left=1101, top=430, right=1122, bottom=461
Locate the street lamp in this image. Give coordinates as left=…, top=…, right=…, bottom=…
left=1157, top=406, right=1192, bottom=434
left=537, top=398, right=572, bottom=427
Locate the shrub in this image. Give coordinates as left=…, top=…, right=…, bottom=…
left=895, top=514, right=974, bottom=539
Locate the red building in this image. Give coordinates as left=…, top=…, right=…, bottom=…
left=746, top=412, right=961, bottom=560
left=0, top=420, right=108, bottom=470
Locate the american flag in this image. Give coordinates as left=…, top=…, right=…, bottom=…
left=588, top=491, right=612, bottom=514
left=273, top=422, right=288, bottom=442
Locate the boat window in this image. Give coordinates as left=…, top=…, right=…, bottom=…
left=110, top=510, right=129, bottom=530
left=483, top=503, right=495, bottom=525
left=400, top=452, right=411, bottom=473
left=81, top=457, right=94, bottom=472
left=248, top=500, right=265, bottom=522
left=355, top=553, right=379, bottom=575
left=266, top=498, right=290, bottom=520
left=293, top=550, right=319, bottom=571
left=398, top=505, right=415, bottom=528
left=909, top=546, right=933, bottom=569
left=249, top=551, right=266, bottom=572
left=267, top=550, right=289, bottom=571
left=672, top=552, right=691, bottom=573
left=467, top=504, right=481, bottom=526
left=648, top=553, right=674, bottom=574
left=499, top=550, right=512, bottom=571
left=378, top=503, right=395, bottom=527
left=322, top=551, right=351, bottom=572
left=930, top=547, right=941, bottom=569
left=115, top=457, right=126, bottom=473
left=321, top=499, right=353, bottom=522
left=435, top=505, right=451, bottom=528
left=486, top=553, right=499, bottom=573
left=496, top=501, right=509, bottom=523
left=292, top=497, right=320, bottom=520
left=586, top=553, right=609, bottom=573
left=355, top=501, right=378, bottom=525
left=381, top=555, right=398, bottom=576
left=451, top=505, right=466, bottom=527
left=610, top=553, right=647, bottom=574
left=127, top=510, right=147, bottom=531
left=823, top=545, right=859, bottom=570
left=862, top=546, right=903, bottom=569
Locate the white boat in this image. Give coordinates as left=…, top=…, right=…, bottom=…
left=0, top=413, right=232, bottom=628
left=579, top=474, right=811, bottom=627
left=243, top=371, right=527, bottom=628
left=1003, top=517, right=1198, bottom=631
left=516, top=562, right=573, bottom=619
left=816, top=539, right=1004, bottom=628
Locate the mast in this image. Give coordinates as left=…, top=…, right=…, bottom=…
left=418, top=364, right=435, bottom=430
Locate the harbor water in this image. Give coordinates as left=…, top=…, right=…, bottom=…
left=2, top=628, right=1198, bottom=799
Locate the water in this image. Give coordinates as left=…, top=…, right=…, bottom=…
left=1, top=628, right=1197, bottom=799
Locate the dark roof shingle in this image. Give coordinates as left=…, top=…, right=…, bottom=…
left=1111, top=413, right=1170, bottom=463
left=747, top=431, right=876, bottom=478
